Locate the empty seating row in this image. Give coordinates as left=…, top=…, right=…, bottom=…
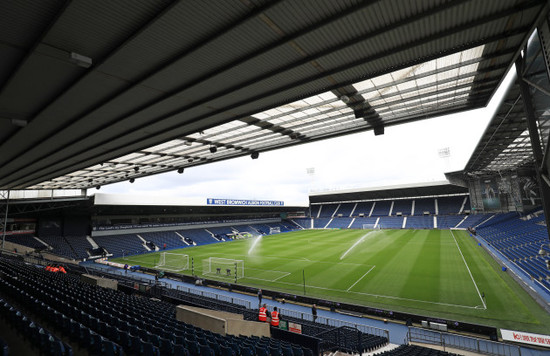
left=92, top=233, right=147, bottom=257
left=375, top=344, right=460, bottom=355
left=0, top=256, right=313, bottom=356
left=0, top=296, right=72, bottom=356
left=312, top=196, right=468, bottom=218
left=3, top=233, right=46, bottom=249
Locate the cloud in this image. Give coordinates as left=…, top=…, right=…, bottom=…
left=97, top=70, right=514, bottom=202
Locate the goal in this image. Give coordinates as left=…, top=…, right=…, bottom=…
left=362, top=223, right=380, bottom=230
left=269, top=226, right=281, bottom=234
left=155, top=252, right=189, bottom=272
left=202, top=257, right=244, bottom=279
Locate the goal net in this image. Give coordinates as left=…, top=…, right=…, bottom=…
left=155, top=252, right=189, bottom=272
left=269, top=226, right=281, bottom=234
left=202, top=257, right=244, bottom=279
left=362, top=223, right=380, bottom=230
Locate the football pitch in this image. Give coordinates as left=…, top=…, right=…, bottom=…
left=111, top=229, right=550, bottom=333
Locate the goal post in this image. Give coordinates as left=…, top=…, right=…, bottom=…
left=202, top=257, right=244, bottom=279
left=269, top=226, right=281, bottom=234
left=155, top=252, right=189, bottom=272
left=362, top=223, right=380, bottom=230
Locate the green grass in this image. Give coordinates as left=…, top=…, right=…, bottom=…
left=111, top=229, right=550, bottom=333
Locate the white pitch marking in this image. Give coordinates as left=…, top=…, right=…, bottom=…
left=450, top=230, right=487, bottom=310
left=253, top=278, right=481, bottom=310
left=347, top=266, right=375, bottom=291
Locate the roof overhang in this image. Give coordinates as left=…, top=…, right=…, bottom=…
left=309, top=181, right=468, bottom=203
left=0, top=0, right=546, bottom=189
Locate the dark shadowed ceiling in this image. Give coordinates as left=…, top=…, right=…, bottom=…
left=0, top=0, right=546, bottom=190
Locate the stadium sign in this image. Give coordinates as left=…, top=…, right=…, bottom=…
left=501, top=329, right=550, bottom=348
left=207, top=198, right=284, bottom=206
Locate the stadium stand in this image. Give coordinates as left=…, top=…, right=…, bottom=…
left=233, top=225, right=259, bottom=234
left=475, top=213, right=550, bottom=281
left=437, top=196, right=467, bottom=215
left=65, top=235, right=94, bottom=260
left=3, top=234, right=46, bottom=250
left=391, top=200, right=412, bottom=216
left=352, top=202, right=373, bottom=217
left=319, top=204, right=339, bottom=218
left=456, top=214, right=493, bottom=229
left=406, top=216, right=433, bottom=229
left=310, top=205, right=321, bottom=218
left=0, top=296, right=73, bottom=355
left=292, top=218, right=312, bottom=229
left=413, top=198, right=435, bottom=215
left=436, top=215, right=464, bottom=229
left=327, top=218, right=353, bottom=229
left=314, top=218, right=332, bottom=229
left=0, top=255, right=317, bottom=356
left=138, top=231, right=185, bottom=249
left=177, top=229, right=219, bottom=246
left=378, top=217, right=404, bottom=229
left=249, top=224, right=271, bottom=235
left=349, top=217, right=378, bottom=229
left=0, top=337, right=7, bottom=356
left=375, top=344, right=460, bottom=355
left=335, top=203, right=355, bottom=217
left=92, top=234, right=147, bottom=257
left=205, top=226, right=235, bottom=236
left=371, top=201, right=392, bottom=216
left=38, top=235, right=79, bottom=260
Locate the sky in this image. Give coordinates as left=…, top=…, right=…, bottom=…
left=95, top=70, right=516, bottom=204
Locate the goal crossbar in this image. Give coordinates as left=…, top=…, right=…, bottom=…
left=202, top=257, right=244, bottom=279
left=155, top=252, right=189, bottom=272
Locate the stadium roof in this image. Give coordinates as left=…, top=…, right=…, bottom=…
left=463, top=32, right=550, bottom=177
left=309, top=181, right=468, bottom=203
left=0, top=0, right=546, bottom=190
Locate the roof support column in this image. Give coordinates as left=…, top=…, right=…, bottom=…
left=515, top=57, right=550, bottom=242
left=1, top=190, right=10, bottom=252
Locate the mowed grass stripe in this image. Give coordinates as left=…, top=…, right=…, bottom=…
left=110, top=229, right=550, bottom=334
left=400, top=230, right=441, bottom=302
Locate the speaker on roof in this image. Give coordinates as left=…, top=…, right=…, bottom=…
left=374, top=125, right=384, bottom=136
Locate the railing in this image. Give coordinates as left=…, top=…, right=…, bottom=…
left=84, top=263, right=390, bottom=341
left=277, top=306, right=389, bottom=340
left=408, top=327, right=521, bottom=356
left=174, top=284, right=253, bottom=309
left=316, top=325, right=362, bottom=353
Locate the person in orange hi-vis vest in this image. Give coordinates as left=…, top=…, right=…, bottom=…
left=258, top=304, right=268, bottom=322
left=270, top=307, right=280, bottom=327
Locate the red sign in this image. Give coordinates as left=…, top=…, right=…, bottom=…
left=501, top=329, right=550, bottom=348
left=288, top=322, right=302, bottom=334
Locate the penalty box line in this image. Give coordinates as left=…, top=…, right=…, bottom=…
left=256, top=277, right=482, bottom=310
left=347, top=266, right=375, bottom=291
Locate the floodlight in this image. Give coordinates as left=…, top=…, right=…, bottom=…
left=11, top=118, right=27, bottom=127
left=134, top=166, right=139, bottom=172
left=209, top=146, right=217, bottom=153
left=340, top=95, right=350, bottom=103
left=69, top=52, right=92, bottom=68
